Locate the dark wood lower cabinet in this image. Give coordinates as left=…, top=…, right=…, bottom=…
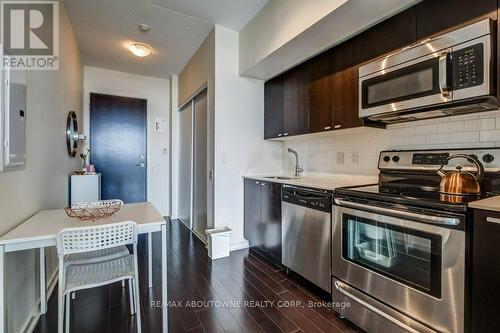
left=470, top=209, right=500, bottom=333
left=244, top=179, right=282, bottom=263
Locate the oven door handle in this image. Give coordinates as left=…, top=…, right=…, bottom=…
left=334, top=198, right=461, bottom=226
left=333, top=281, right=422, bottom=333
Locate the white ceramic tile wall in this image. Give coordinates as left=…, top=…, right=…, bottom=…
left=282, top=110, right=500, bottom=176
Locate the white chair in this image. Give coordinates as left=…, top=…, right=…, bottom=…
left=56, top=221, right=142, bottom=333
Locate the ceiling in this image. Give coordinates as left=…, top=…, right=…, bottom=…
left=151, top=0, right=268, bottom=31
left=63, top=0, right=268, bottom=79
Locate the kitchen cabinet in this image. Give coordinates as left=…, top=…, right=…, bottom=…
left=330, top=35, right=364, bottom=130
left=264, top=76, right=284, bottom=139
left=416, top=0, right=497, bottom=40
left=307, top=53, right=334, bottom=133
left=244, top=179, right=282, bottom=263
left=362, top=7, right=417, bottom=61
left=283, top=64, right=310, bottom=136
left=244, top=179, right=263, bottom=249
left=470, top=209, right=500, bottom=333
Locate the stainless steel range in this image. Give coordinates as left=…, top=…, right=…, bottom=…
left=332, top=148, right=500, bottom=333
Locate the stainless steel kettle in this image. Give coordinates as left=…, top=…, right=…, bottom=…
left=436, top=154, right=484, bottom=195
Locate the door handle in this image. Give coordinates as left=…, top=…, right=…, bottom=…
left=136, top=162, right=145, bottom=168
left=334, top=198, right=460, bottom=226
left=439, top=51, right=452, bottom=98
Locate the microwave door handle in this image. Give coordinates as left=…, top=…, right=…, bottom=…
left=439, top=51, right=452, bottom=98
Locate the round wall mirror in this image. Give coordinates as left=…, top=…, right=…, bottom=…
left=66, top=111, right=78, bottom=157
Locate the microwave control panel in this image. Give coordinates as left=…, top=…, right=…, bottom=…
left=452, top=43, right=484, bottom=90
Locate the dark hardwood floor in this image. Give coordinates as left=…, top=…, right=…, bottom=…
left=33, top=219, right=360, bottom=333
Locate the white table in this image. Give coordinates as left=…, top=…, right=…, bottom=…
left=0, top=202, right=168, bottom=333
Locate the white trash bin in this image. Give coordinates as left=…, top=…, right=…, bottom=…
left=206, top=227, right=232, bottom=260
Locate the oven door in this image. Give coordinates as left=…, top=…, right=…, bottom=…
left=332, top=201, right=464, bottom=333
left=359, top=49, right=452, bottom=119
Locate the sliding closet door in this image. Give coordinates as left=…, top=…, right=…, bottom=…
left=178, top=103, right=193, bottom=228
left=193, top=89, right=208, bottom=241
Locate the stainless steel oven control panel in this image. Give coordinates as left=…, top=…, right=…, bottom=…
left=379, top=148, right=500, bottom=171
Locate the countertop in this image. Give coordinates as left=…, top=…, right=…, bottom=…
left=242, top=174, right=378, bottom=191
left=469, top=196, right=500, bottom=212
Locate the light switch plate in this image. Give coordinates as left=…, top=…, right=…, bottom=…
left=351, top=152, right=358, bottom=165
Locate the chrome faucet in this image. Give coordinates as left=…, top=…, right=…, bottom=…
left=287, top=148, right=304, bottom=177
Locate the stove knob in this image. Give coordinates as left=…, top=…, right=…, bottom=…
left=483, top=154, right=495, bottom=163
left=392, top=155, right=400, bottom=163
left=383, top=156, right=391, bottom=162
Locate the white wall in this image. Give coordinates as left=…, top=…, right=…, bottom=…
left=83, top=67, right=170, bottom=216
left=282, top=111, right=500, bottom=176
left=0, top=3, right=83, bottom=331
left=214, top=26, right=282, bottom=249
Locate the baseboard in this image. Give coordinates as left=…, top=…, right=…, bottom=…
left=21, top=268, right=58, bottom=333
left=192, top=230, right=207, bottom=245
left=230, top=239, right=249, bottom=252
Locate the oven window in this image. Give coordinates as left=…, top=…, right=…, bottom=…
left=342, top=214, right=442, bottom=298
left=362, top=57, right=440, bottom=109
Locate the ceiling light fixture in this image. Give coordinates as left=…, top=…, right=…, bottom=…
left=128, top=42, right=152, bottom=57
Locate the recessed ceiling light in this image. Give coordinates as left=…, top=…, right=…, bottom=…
left=128, top=42, right=152, bottom=57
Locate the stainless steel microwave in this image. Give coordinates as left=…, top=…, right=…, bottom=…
left=359, top=19, right=497, bottom=123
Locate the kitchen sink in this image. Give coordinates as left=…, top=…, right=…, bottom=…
left=264, top=176, right=300, bottom=180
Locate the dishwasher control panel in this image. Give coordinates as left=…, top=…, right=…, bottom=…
left=282, top=186, right=332, bottom=213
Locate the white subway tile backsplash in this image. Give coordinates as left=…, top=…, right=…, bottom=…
left=394, top=127, right=415, bottom=137
left=438, top=121, right=464, bottom=133
left=465, top=118, right=496, bottom=131
left=414, top=124, right=438, bottom=135
left=480, top=129, right=500, bottom=142
left=426, top=133, right=450, bottom=144
left=404, top=135, right=426, bottom=146
left=282, top=112, right=500, bottom=176
left=450, top=131, right=479, bottom=143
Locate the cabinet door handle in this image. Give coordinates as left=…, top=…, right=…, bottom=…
left=324, top=126, right=331, bottom=130
left=277, top=133, right=283, bottom=137
left=255, top=181, right=260, bottom=185
left=486, top=217, right=500, bottom=224
left=334, top=124, right=342, bottom=129
left=283, top=133, right=289, bottom=136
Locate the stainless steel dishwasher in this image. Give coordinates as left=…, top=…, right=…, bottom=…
left=282, top=186, right=332, bottom=293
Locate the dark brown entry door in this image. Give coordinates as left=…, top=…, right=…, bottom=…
left=90, top=93, right=147, bottom=203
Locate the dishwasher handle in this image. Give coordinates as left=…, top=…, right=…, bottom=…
left=282, top=188, right=332, bottom=213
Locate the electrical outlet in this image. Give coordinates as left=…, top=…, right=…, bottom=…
left=351, top=152, right=358, bottom=165
left=336, top=152, right=344, bottom=164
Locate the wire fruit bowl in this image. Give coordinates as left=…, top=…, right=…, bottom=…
left=65, top=200, right=123, bottom=221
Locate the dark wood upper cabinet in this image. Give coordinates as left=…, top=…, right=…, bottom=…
left=362, top=7, right=417, bottom=61
left=283, top=64, right=310, bottom=136
left=331, top=35, right=364, bottom=130
left=307, top=53, right=334, bottom=132
left=416, top=0, right=497, bottom=40
left=264, top=77, right=284, bottom=139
